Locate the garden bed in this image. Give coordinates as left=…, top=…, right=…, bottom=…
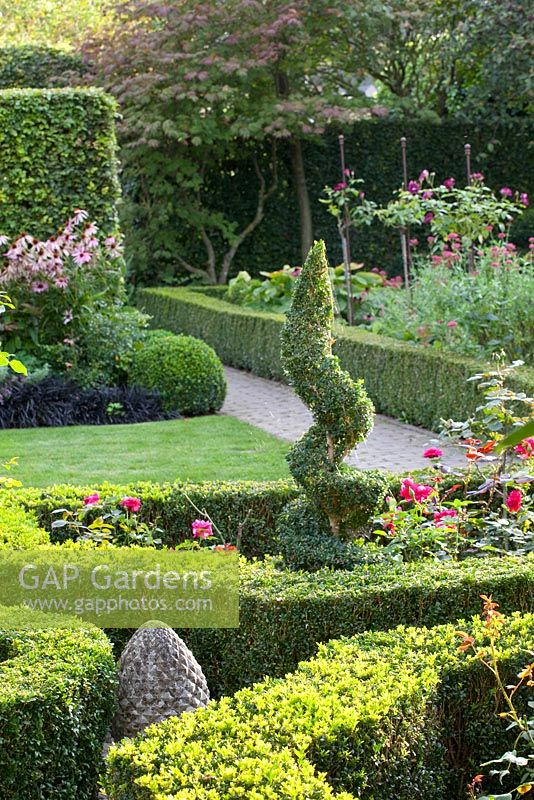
left=137, top=285, right=534, bottom=430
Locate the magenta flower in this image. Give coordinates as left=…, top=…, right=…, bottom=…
left=333, top=182, right=347, bottom=191
left=434, top=509, right=458, bottom=526
left=418, top=170, right=429, bottom=182
left=409, top=238, right=419, bottom=246
left=290, top=267, right=302, bottom=277
left=83, top=493, right=100, bottom=506
left=520, top=192, right=529, bottom=206
left=447, top=320, right=458, bottom=328
left=422, top=190, right=433, bottom=200
left=54, top=277, right=69, bottom=289
left=407, top=180, right=420, bottom=194
left=423, top=212, right=434, bottom=224
left=506, top=489, right=522, bottom=514
left=515, top=437, right=534, bottom=460
left=500, top=187, right=513, bottom=198
left=192, top=519, right=213, bottom=539
left=120, top=496, right=142, bottom=513
left=443, top=178, right=455, bottom=190
left=400, top=478, right=433, bottom=504
left=423, top=447, right=443, bottom=459
left=471, top=172, right=484, bottom=181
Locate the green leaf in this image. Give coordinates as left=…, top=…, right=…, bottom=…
left=9, top=359, right=27, bottom=375
left=496, top=419, right=534, bottom=451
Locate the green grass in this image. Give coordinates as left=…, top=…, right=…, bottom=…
left=0, top=416, right=290, bottom=487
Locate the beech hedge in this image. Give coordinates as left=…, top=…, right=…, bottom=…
left=0, top=606, right=116, bottom=799
left=0, top=88, right=120, bottom=238
left=136, top=285, right=534, bottom=430
left=105, top=613, right=534, bottom=800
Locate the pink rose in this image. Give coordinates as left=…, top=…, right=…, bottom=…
left=515, top=437, right=534, bottom=460
left=506, top=489, right=522, bottom=514
left=434, top=509, right=458, bottom=526
left=424, top=447, right=443, bottom=459
left=400, top=478, right=433, bottom=504
left=83, top=493, right=100, bottom=506
left=120, top=496, right=142, bottom=513
left=192, top=519, right=213, bottom=539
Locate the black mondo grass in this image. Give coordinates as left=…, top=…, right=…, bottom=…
left=0, top=376, right=179, bottom=428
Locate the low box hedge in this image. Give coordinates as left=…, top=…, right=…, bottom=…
left=108, top=554, right=534, bottom=698
left=0, top=502, right=49, bottom=548
left=104, top=613, right=534, bottom=800
left=137, top=285, right=534, bottom=430
left=7, top=480, right=298, bottom=559
left=0, top=605, right=116, bottom=799
left=6, top=473, right=480, bottom=561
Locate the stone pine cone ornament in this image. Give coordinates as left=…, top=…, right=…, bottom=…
left=112, top=622, right=209, bottom=740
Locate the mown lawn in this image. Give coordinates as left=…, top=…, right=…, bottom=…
left=0, top=416, right=290, bottom=487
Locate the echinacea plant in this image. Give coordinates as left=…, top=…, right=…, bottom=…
left=0, top=210, right=123, bottom=356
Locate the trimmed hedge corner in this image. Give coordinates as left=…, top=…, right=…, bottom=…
left=105, top=614, right=534, bottom=800
left=0, top=502, right=49, bottom=548
left=0, top=606, right=116, bottom=799
left=136, top=285, right=534, bottom=429
left=0, top=88, right=120, bottom=238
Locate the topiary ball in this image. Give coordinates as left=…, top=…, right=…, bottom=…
left=129, top=330, right=226, bottom=415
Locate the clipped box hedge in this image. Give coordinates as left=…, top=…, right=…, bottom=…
left=137, top=286, right=534, bottom=430
left=177, top=555, right=534, bottom=696
left=0, top=502, right=49, bottom=548
left=0, top=87, right=120, bottom=238
left=0, top=605, right=116, bottom=799
left=105, top=613, right=534, bottom=800
left=8, top=480, right=298, bottom=560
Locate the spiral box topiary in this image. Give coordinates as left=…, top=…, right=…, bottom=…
left=280, top=240, right=388, bottom=540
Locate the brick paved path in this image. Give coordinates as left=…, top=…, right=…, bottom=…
left=221, top=366, right=465, bottom=472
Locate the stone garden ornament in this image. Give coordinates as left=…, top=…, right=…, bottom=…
left=113, top=621, right=209, bottom=739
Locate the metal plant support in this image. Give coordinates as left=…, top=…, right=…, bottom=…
left=338, top=134, right=354, bottom=325
left=400, top=136, right=411, bottom=292
left=465, top=143, right=476, bottom=273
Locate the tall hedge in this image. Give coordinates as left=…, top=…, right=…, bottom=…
left=0, top=88, right=120, bottom=238
left=136, top=286, right=534, bottom=430
left=125, top=118, right=534, bottom=283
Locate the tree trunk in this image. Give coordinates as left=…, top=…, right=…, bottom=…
left=290, top=137, right=313, bottom=262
